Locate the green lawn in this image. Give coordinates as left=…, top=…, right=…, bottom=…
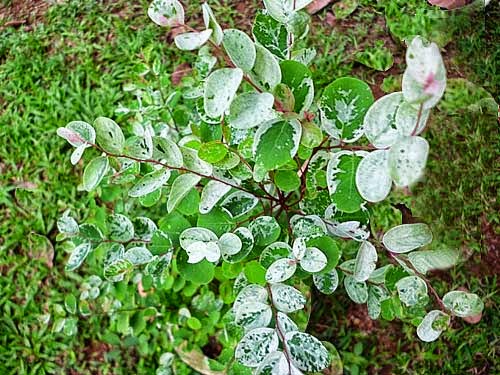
left=0, top=0, right=498, bottom=374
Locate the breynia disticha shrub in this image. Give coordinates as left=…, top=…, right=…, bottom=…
left=57, top=0, right=483, bottom=373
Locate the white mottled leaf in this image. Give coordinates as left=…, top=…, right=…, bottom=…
left=408, top=249, right=460, bottom=274
left=123, top=246, right=153, bottom=265
left=174, top=29, right=213, bottom=51
left=148, top=0, right=184, bottom=27
left=313, top=269, right=339, bottom=295
left=218, top=232, right=242, bottom=256
left=396, top=276, right=428, bottom=306
left=129, top=169, right=170, bottom=197
left=353, top=241, right=377, bottom=282
left=276, top=312, right=298, bottom=334
left=204, top=68, right=243, bottom=118
left=388, top=136, right=429, bottom=187
left=270, top=283, right=305, bottom=313
left=383, top=223, right=433, bottom=253
left=356, top=150, right=392, bottom=202
left=180, top=227, right=218, bottom=249
left=223, top=29, right=256, bottom=72
left=153, top=137, right=183, bottom=168
left=66, top=242, right=92, bottom=271
left=300, top=247, right=327, bottom=273
left=417, top=310, right=449, bottom=342
left=363, top=92, right=403, bottom=149
left=249, top=44, right=282, bottom=92
left=167, top=173, right=201, bottom=213
left=202, top=2, right=223, bottom=45
left=199, top=180, right=231, bottom=214
left=395, top=100, right=431, bottom=136
left=221, top=191, right=259, bottom=219
left=266, top=258, right=297, bottom=283
left=180, top=146, right=212, bottom=176
left=290, top=215, right=327, bottom=240
left=344, top=275, right=368, bottom=304
left=235, top=302, right=272, bottom=330
left=285, top=331, right=330, bottom=372
left=292, top=237, right=306, bottom=260
left=185, top=240, right=220, bottom=263
left=82, top=156, right=109, bottom=191
left=70, top=144, right=86, bottom=165
left=228, top=92, right=276, bottom=129
left=57, top=121, right=95, bottom=147
left=107, top=214, right=134, bottom=242
left=235, top=328, right=279, bottom=368
left=367, top=285, right=390, bottom=319
left=57, top=212, right=79, bottom=235
left=442, top=291, right=484, bottom=318
left=234, top=284, right=268, bottom=310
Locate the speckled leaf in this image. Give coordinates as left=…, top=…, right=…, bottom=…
left=104, top=258, right=133, bottom=281
left=57, top=121, right=95, bottom=147
left=396, top=276, right=428, bottom=306
left=253, top=12, right=289, bottom=60
left=353, top=241, right=377, bottom=282
left=235, top=328, right=279, bottom=368
left=442, top=291, right=484, bottom=318
left=153, top=137, right=183, bottom=168
left=344, top=275, right=368, bottom=304
left=300, top=247, right=327, bottom=273
left=266, top=258, right=297, bottom=283
left=199, top=180, right=231, bottom=214
left=363, top=92, right=403, bottom=149
left=202, top=2, right=223, bottom=45
left=248, top=216, right=281, bottom=246
left=270, top=283, right=305, bottom=313
left=235, top=302, right=272, bottom=330
left=148, top=0, right=184, bottom=27
left=82, top=156, right=109, bottom=191
left=388, top=136, right=429, bottom=187
left=249, top=44, right=282, bottom=92
left=222, top=29, right=256, bottom=72
left=66, top=242, right=92, bottom=271
left=407, top=249, right=459, bottom=274
left=93, top=117, right=124, bottom=154
left=123, top=246, right=154, bottom=265
left=107, top=214, right=134, bottom=242
left=223, top=227, right=254, bottom=263
left=220, top=191, right=259, bottom=219
left=383, top=223, right=433, bottom=253
left=234, top=284, right=269, bottom=310
left=367, top=285, right=390, bottom=319
left=174, top=29, right=213, bottom=51
left=228, top=92, right=276, bottom=130
left=417, top=310, right=449, bottom=342
left=285, top=331, right=331, bottom=372
left=355, top=150, right=392, bottom=202
left=129, top=169, right=170, bottom=198
left=290, top=215, right=327, bottom=240
left=204, top=68, right=243, bottom=118
left=313, top=269, right=339, bottom=295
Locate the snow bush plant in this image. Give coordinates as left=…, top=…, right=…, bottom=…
left=57, top=0, right=484, bottom=373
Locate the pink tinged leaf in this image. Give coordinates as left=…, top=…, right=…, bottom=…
left=428, top=0, right=471, bottom=10
left=57, top=127, right=85, bottom=147
left=423, top=72, right=441, bottom=95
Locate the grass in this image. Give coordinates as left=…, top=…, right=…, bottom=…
left=0, top=0, right=498, bottom=373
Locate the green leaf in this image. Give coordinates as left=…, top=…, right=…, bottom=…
left=353, top=241, right=377, bottom=282
left=252, top=12, right=289, bottom=60
left=180, top=146, right=213, bottom=176
left=253, top=119, right=302, bottom=172
left=244, top=261, right=267, bottom=285
left=344, top=275, right=368, bottom=304
left=442, top=291, right=484, bottom=318
left=167, top=173, right=201, bottom=213
left=313, top=268, right=339, bottom=294
left=93, top=117, right=125, bottom=154
left=249, top=44, right=282, bottom=92
left=383, top=223, right=433, bottom=253
left=274, top=169, right=300, bottom=192
left=280, top=60, right=314, bottom=113
left=79, top=223, right=104, bottom=242
left=417, top=310, right=449, bottom=342
left=407, top=249, right=460, bottom=274
left=204, top=68, right=243, bottom=118
left=307, top=236, right=341, bottom=272
left=64, top=294, right=77, bottom=314
left=300, top=121, right=323, bottom=148
left=249, top=216, right=281, bottom=246
left=355, top=150, right=392, bottom=203
left=228, top=92, right=276, bottom=130
left=222, top=29, right=256, bottom=72
left=388, top=136, right=429, bottom=187
left=149, top=230, right=172, bottom=255
left=327, top=152, right=364, bottom=213
left=332, top=0, right=359, bottom=19
left=107, top=214, right=134, bottom=242
left=82, top=156, right=109, bottom=191
left=187, top=317, right=202, bottom=330
left=174, top=29, right=213, bottom=51
left=396, top=276, right=428, bottom=306
left=198, top=142, right=227, bottom=163
left=320, top=77, right=374, bottom=142
left=197, top=207, right=234, bottom=236
left=285, top=331, right=331, bottom=372
left=148, top=0, right=184, bottom=27
left=123, top=247, right=153, bottom=265
left=66, top=242, right=92, bottom=271
left=159, top=212, right=191, bottom=245
left=177, top=250, right=215, bottom=284
left=270, top=283, right=305, bottom=313
left=235, top=328, right=279, bottom=368
left=129, top=169, right=170, bottom=198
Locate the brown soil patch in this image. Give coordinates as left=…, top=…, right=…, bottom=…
left=0, top=0, right=50, bottom=30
